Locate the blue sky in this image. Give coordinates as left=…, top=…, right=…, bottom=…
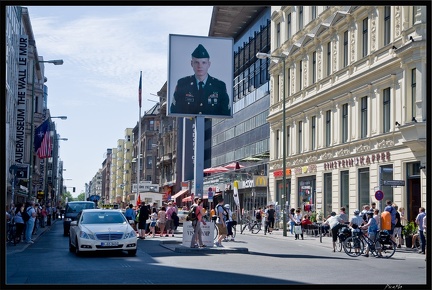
left=27, top=6, right=214, bottom=197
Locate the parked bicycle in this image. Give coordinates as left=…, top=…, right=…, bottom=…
left=240, top=216, right=262, bottom=234
left=343, top=229, right=396, bottom=258
left=213, top=221, right=237, bottom=241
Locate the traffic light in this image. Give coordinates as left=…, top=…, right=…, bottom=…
left=73, top=187, right=76, bottom=192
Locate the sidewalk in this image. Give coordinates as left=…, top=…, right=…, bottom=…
left=6, top=219, right=59, bottom=255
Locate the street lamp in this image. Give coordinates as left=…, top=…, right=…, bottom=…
left=28, top=58, right=64, bottom=198
left=256, top=52, right=288, bottom=237
left=51, top=116, right=68, bottom=120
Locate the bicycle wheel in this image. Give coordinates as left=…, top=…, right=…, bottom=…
left=213, top=223, right=219, bottom=241
left=380, top=240, right=397, bottom=258
left=343, top=236, right=364, bottom=257
left=232, top=225, right=236, bottom=239
left=251, top=223, right=261, bottom=234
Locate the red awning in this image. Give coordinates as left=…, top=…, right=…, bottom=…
left=171, top=189, right=188, bottom=199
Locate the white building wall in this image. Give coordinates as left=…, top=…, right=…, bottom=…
left=267, top=6, right=427, bottom=221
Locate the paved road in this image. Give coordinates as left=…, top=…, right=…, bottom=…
left=5, top=219, right=428, bottom=287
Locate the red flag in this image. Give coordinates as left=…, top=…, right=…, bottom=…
left=136, top=194, right=141, bottom=207
left=138, top=71, right=142, bottom=108
left=37, top=130, right=52, bottom=159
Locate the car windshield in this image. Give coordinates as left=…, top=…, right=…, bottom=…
left=81, top=212, right=126, bottom=224
left=66, top=203, right=95, bottom=213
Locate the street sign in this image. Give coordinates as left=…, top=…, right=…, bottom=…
left=9, top=164, right=29, bottom=179
left=375, top=190, right=384, bottom=201
left=382, top=180, right=405, bottom=187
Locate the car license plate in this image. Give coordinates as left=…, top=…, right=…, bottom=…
left=101, top=242, right=118, bottom=246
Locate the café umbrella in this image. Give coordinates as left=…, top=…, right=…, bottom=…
left=203, top=166, right=229, bottom=174
left=224, top=162, right=244, bottom=170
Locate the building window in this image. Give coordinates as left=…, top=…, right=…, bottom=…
left=276, top=22, right=281, bottom=48
left=343, top=30, right=348, bottom=67
left=287, top=13, right=292, bottom=39
left=311, top=116, right=316, bottom=150
left=362, top=17, right=368, bottom=57
left=358, top=168, right=370, bottom=209
left=146, top=156, right=152, bottom=169
left=298, top=121, right=302, bottom=153
left=383, top=87, right=391, bottom=133
left=298, top=6, right=303, bottom=30
left=412, top=6, right=417, bottom=25
left=323, top=173, right=332, bottom=217
left=287, top=125, right=291, bottom=156
left=275, top=129, right=280, bottom=159
left=384, top=6, right=391, bottom=45
left=312, top=51, right=316, bottom=84
left=380, top=165, right=394, bottom=212
left=340, top=170, right=349, bottom=210
left=361, top=96, right=368, bottom=138
left=287, top=68, right=291, bottom=96
left=411, top=68, right=416, bottom=120
left=299, top=60, right=303, bottom=90
left=326, top=41, right=331, bottom=76
left=325, top=110, right=331, bottom=147
left=342, top=103, right=348, bottom=143
left=311, top=6, right=317, bottom=20
left=149, top=120, right=155, bottom=131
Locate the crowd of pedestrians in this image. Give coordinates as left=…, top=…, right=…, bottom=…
left=6, top=200, right=62, bottom=245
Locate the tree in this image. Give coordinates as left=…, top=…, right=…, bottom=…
left=76, top=192, right=86, bottom=201
left=59, top=191, right=74, bottom=207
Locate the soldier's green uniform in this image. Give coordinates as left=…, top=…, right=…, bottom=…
left=170, top=44, right=231, bottom=116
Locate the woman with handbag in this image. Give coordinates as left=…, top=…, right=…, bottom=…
left=149, top=208, right=158, bottom=238
left=293, top=209, right=303, bottom=240
left=157, top=207, right=167, bottom=237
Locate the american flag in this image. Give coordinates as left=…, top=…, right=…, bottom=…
left=138, top=71, right=142, bottom=108
left=34, top=119, right=51, bottom=159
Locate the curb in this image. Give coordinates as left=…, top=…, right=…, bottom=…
left=159, top=240, right=249, bottom=253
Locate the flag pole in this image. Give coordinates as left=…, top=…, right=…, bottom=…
left=136, top=71, right=142, bottom=207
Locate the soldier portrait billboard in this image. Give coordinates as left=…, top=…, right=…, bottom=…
left=168, top=34, right=233, bottom=118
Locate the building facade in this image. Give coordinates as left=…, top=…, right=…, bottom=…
left=267, top=6, right=427, bottom=222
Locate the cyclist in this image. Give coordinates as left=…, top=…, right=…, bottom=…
left=349, top=209, right=364, bottom=228
left=322, top=211, right=345, bottom=252
left=360, top=210, right=379, bottom=257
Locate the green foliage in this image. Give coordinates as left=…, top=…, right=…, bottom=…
left=76, top=192, right=86, bottom=201
left=402, top=221, right=417, bottom=236
left=309, top=211, right=317, bottom=222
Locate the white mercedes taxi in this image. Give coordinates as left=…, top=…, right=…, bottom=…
left=69, top=209, right=137, bottom=256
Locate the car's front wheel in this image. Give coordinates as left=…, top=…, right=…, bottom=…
left=127, top=249, right=137, bottom=256
left=69, top=236, right=75, bottom=252
left=74, top=238, right=81, bottom=256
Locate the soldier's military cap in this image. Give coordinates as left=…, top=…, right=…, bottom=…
left=192, top=44, right=210, bottom=58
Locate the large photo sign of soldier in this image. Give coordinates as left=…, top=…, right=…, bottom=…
left=168, top=34, right=233, bottom=118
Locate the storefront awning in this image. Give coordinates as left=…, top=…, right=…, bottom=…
left=171, top=189, right=188, bottom=199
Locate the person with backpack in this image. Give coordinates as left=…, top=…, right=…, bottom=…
left=190, top=197, right=206, bottom=248
left=224, top=204, right=235, bottom=242
left=24, top=201, right=37, bottom=244
left=265, top=204, right=276, bottom=234
left=215, top=198, right=227, bottom=247
left=165, top=202, right=176, bottom=237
